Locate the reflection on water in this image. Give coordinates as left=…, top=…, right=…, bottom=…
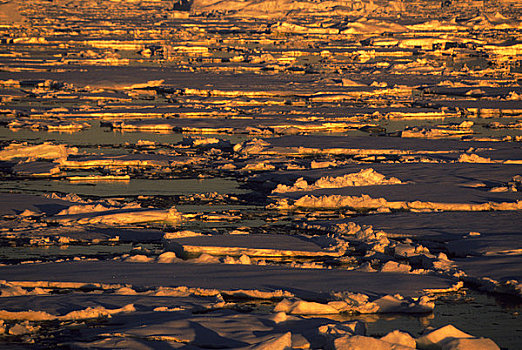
left=0, top=244, right=138, bottom=263
left=0, top=178, right=247, bottom=197
left=0, top=123, right=249, bottom=146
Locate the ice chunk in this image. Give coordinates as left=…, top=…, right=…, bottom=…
left=56, top=204, right=118, bottom=216
left=163, top=230, right=204, bottom=239
left=124, top=255, right=154, bottom=263
left=67, top=175, right=130, bottom=182
left=191, top=253, right=221, bottom=264
left=156, top=252, right=182, bottom=264
left=0, top=142, right=77, bottom=161
left=342, top=19, right=408, bottom=34
left=181, top=136, right=231, bottom=149
left=274, top=299, right=339, bottom=315
left=334, top=335, right=412, bottom=350
left=241, top=161, right=276, bottom=172
left=0, top=281, right=48, bottom=297
left=127, top=80, right=164, bottom=90
left=329, top=293, right=434, bottom=314
left=268, top=312, right=288, bottom=324
left=233, top=138, right=271, bottom=155
left=8, top=322, right=40, bottom=336
left=458, top=154, right=496, bottom=164
left=381, top=330, right=416, bottom=348
left=416, top=325, right=473, bottom=350
left=60, top=153, right=172, bottom=168
left=318, top=320, right=366, bottom=337
left=250, top=332, right=292, bottom=350
left=381, top=261, right=411, bottom=273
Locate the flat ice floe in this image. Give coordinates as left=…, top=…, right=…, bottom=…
left=0, top=193, right=182, bottom=226
left=0, top=260, right=456, bottom=299
left=0, top=142, right=77, bottom=162
left=165, top=233, right=344, bottom=258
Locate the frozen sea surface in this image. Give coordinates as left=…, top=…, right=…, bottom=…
left=0, top=0, right=521, bottom=348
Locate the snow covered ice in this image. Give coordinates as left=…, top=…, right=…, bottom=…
left=0, top=0, right=521, bottom=348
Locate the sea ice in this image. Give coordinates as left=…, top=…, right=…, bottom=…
left=1, top=0, right=521, bottom=347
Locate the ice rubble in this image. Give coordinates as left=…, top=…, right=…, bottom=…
left=306, top=215, right=522, bottom=296
left=0, top=261, right=491, bottom=348
left=272, top=194, right=522, bottom=212
left=275, top=294, right=434, bottom=315
left=273, top=168, right=403, bottom=193
left=0, top=289, right=498, bottom=350
left=235, top=136, right=518, bottom=162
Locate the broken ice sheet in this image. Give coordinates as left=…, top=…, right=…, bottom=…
left=0, top=193, right=182, bottom=226
left=1, top=0, right=521, bottom=348
left=304, top=210, right=522, bottom=297
left=267, top=162, right=522, bottom=212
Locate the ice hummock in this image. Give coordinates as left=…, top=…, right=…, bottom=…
left=272, top=168, right=403, bottom=193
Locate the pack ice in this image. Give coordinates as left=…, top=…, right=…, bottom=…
left=0, top=0, right=520, bottom=348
